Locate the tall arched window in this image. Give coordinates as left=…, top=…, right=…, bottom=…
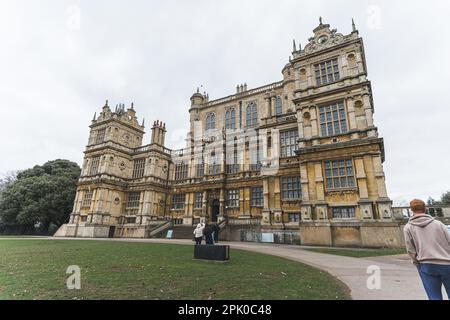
left=246, top=103, right=258, bottom=126
left=206, top=113, right=215, bottom=131
left=275, top=96, right=283, bottom=115
left=225, top=109, right=236, bottom=129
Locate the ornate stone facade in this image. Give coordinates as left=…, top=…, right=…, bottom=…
left=56, top=20, right=403, bottom=247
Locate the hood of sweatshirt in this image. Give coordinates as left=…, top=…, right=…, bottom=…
left=408, top=214, right=435, bottom=228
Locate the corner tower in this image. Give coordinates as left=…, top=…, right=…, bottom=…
left=291, top=19, right=393, bottom=246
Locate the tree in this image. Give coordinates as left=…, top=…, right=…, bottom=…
left=441, top=191, right=450, bottom=205
left=0, top=171, right=18, bottom=191
left=0, top=160, right=81, bottom=235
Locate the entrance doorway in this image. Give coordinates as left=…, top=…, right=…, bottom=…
left=211, top=199, right=220, bottom=222
left=108, top=226, right=116, bottom=238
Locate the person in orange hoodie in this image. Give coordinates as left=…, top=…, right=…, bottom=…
left=404, top=199, right=450, bottom=300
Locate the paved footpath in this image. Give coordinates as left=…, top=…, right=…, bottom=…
left=40, top=237, right=438, bottom=300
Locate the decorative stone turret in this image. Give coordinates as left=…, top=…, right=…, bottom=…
left=151, top=120, right=166, bottom=146
left=190, top=88, right=205, bottom=106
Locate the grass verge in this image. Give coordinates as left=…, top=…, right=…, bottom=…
left=0, top=239, right=350, bottom=300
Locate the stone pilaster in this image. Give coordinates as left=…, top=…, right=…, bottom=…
left=306, top=65, right=313, bottom=87
left=314, top=162, right=325, bottom=202
left=372, top=155, right=388, bottom=199
left=346, top=97, right=357, bottom=130
left=354, top=157, right=369, bottom=199
left=363, top=94, right=374, bottom=127
left=219, top=189, right=225, bottom=217
left=202, top=191, right=208, bottom=219
left=265, top=97, right=272, bottom=118
left=310, top=106, right=319, bottom=138
left=271, top=96, right=276, bottom=117
left=300, top=163, right=310, bottom=202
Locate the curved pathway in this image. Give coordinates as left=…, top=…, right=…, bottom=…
left=44, top=237, right=432, bottom=300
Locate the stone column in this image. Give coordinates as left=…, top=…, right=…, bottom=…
left=184, top=193, right=190, bottom=218
left=271, top=96, right=276, bottom=117
left=142, top=190, right=150, bottom=216
left=239, top=188, right=246, bottom=217
left=263, top=178, right=270, bottom=209
left=219, top=189, right=225, bottom=217
left=72, top=190, right=80, bottom=213
left=202, top=191, right=208, bottom=220
left=372, top=155, right=388, bottom=199
left=306, top=66, right=313, bottom=87
left=300, top=163, right=310, bottom=202
left=346, top=97, right=357, bottom=130
left=221, top=140, right=226, bottom=175
left=240, top=141, right=246, bottom=172
left=138, top=191, right=144, bottom=216
left=260, top=129, right=268, bottom=163
left=341, top=55, right=348, bottom=78
left=363, top=94, right=374, bottom=127
left=273, top=177, right=281, bottom=210
left=297, top=109, right=304, bottom=140
left=354, top=157, right=368, bottom=199
left=148, top=191, right=155, bottom=217
left=271, top=129, right=280, bottom=168
left=183, top=193, right=193, bottom=225
left=91, top=188, right=98, bottom=212
left=310, top=106, right=319, bottom=138
left=262, top=178, right=271, bottom=225
left=300, top=163, right=312, bottom=221
left=314, top=162, right=325, bottom=202
left=356, top=50, right=364, bottom=75
left=77, top=190, right=84, bottom=213
left=265, top=97, right=272, bottom=118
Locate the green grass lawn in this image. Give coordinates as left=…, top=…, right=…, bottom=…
left=0, top=239, right=349, bottom=300
left=303, top=247, right=406, bottom=258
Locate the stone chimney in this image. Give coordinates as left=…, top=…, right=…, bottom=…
left=151, top=120, right=166, bottom=146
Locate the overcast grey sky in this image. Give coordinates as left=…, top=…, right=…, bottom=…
left=0, top=0, right=449, bottom=205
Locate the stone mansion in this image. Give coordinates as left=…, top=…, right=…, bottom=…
left=56, top=19, right=405, bottom=247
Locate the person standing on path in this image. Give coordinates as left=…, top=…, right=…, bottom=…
left=212, top=222, right=220, bottom=243
left=193, top=223, right=204, bottom=245
left=403, top=199, right=450, bottom=300
left=203, top=224, right=214, bottom=245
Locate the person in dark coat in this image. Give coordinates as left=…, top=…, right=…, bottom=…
left=203, top=224, right=214, bottom=245
left=212, top=223, right=220, bottom=243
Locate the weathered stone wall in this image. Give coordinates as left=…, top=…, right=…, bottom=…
left=299, top=222, right=332, bottom=246
left=298, top=221, right=406, bottom=248
left=360, top=222, right=405, bottom=248
left=331, top=225, right=362, bottom=247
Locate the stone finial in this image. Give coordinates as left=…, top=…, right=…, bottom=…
left=105, top=99, right=109, bottom=107
left=197, top=87, right=200, bottom=93
left=319, top=16, right=323, bottom=25
left=131, top=102, right=134, bottom=109
left=93, top=112, right=97, bottom=121
left=141, top=117, right=145, bottom=127
left=352, top=18, right=356, bottom=32
left=293, top=39, right=297, bottom=52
